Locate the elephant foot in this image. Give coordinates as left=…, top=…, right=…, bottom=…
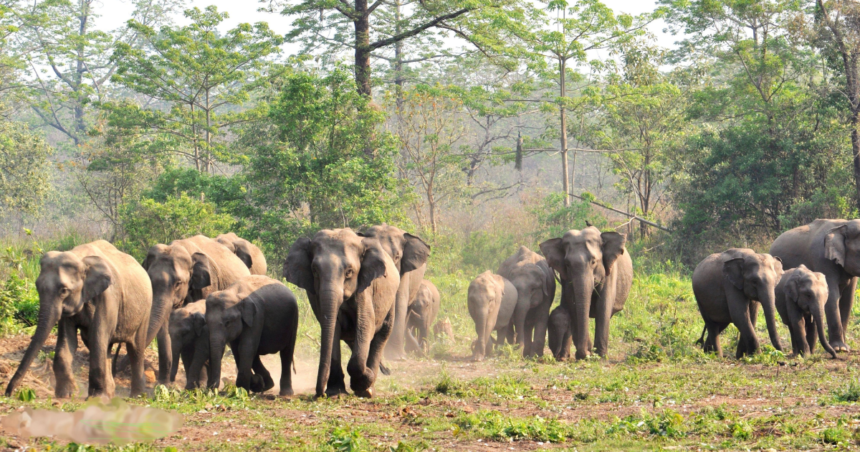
left=830, top=340, right=850, bottom=353
left=279, top=387, right=294, bottom=397
left=472, top=354, right=485, bottom=362
left=324, top=385, right=348, bottom=398
left=354, top=387, right=374, bottom=398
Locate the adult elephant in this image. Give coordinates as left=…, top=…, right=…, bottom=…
left=497, top=246, right=556, bottom=357
left=692, top=248, right=784, bottom=358
left=140, top=235, right=250, bottom=384
left=216, top=233, right=268, bottom=276
left=770, top=219, right=860, bottom=352
left=360, top=225, right=430, bottom=360
left=205, top=276, right=299, bottom=395
left=540, top=227, right=632, bottom=360
left=6, top=240, right=152, bottom=398
left=284, top=229, right=400, bottom=398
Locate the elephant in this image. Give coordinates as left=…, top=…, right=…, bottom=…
left=497, top=246, right=556, bottom=357
left=5, top=240, right=152, bottom=398
left=205, top=275, right=299, bottom=395
left=360, top=225, right=430, bottom=360
left=405, top=279, right=440, bottom=354
left=136, top=234, right=251, bottom=384
left=284, top=228, right=400, bottom=398
left=775, top=265, right=837, bottom=358
left=770, top=219, right=860, bottom=352
left=167, top=299, right=209, bottom=389
left=540, top=227, right=633, bottom=360
left=216, top=233, right=268, bottom=276
left=467, top=270, right=518, bottom=361
left=692, top=248, right=784, bottom=358
left=547, top=304, right=572, bottom=360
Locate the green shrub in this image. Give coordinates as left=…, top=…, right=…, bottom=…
left=119, top=193, right=235, bottom=259
left=0, top=273, right=39, bottom=333
left=328, top=427, right=365, bottom=452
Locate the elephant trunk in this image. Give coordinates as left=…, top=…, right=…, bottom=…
left=6, top=302, right=61, bottom=396
left=571, top=274, right=594, bottom=360
left=146, top=288, right=175, bottom=346
left=316, top=285, right=341, bottom=397
left=207, top=317, right=227, bottom=390
left=187, top=333, right=209, bottom=389
left=814, top=304, right=837, bottom=358
left=169, top=333, right=182, bottom=383
left=760, top=289, right=783, bottom=352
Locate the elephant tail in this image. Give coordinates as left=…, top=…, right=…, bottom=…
left=111, top=343, right=122, bottom=375
left=695, top=325, right=706, bottom=347
left=293, top=360, right=297, bottom=375
left=379, top=360, right=391, bottom=376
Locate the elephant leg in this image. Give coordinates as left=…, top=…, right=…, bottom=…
left=361, top=306, right=395, bottom=398
left=748, top=301, right=759, bottom=330
left=384, top=280, right=412, bottom=360
left=559, top=324, right=572, bottom=360
left=806, top=315, right=818, bottom=353
left=512, top=302, right=530, bottom=350
left=530, top=306, right=550, bottom=358
left=702, top=321, right=727, bottom=357
left=177, top=346, right=193, bottom=384
left=88, top=308, right=117, bottom=398
left=250, top=356, right=274, bottom=393
left=53, top=318, right=78, bottom=398
left=727, top=295, right=758, bottom=359
left=156, top=322, right=172, bottom=385
left=404, top=326, right=422, bottom=356
left=825, top=275, right=849, bottom=352
left=523, top=310, right=537, bottom=357
left=326, top=323, right=347, bottom=397
left=126, top=331, right=147, bottom=397
left=348, top=294, right=381, bottom=396
left=593, top=274, right=619, bottom=358
left=839, top=278, right=856, bottom=347
left=235, top=332, right=262, bottom=392
left=788, top=310, right=810, bottom=357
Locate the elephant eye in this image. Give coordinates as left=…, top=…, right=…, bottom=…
left=345, top=268, right=355, bottom=278
left=174, top=281, right=184, bottom=290
left=58, top=287, right=70, bottom=297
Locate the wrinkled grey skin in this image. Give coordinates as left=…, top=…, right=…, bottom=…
left=285, top=229, right=400, bottom=398
left=770, top=219, right=860, bottom=353
left=497, top=247, right=556, bottom=357
left=216, top=233, right=268, bottom=276
left=360, top=225, right=430, bottom=360
left=540, top=227, right=632, bottom=360
left=468, top=271, right=518, bottom=361
left=206, top=276, right=299, bottom=395
left=775, top=265, right=837, bottom=359
left=547, top=304, right=572, bottom=360
left=137, top=235, right=251, bottom=384
left=692, top=248, right=784, bottom=358
left=6, top=240, right=152, bottom=398
left=168, top=299, right=209, bottom=389
left=405, top=279, right=440, bottom=354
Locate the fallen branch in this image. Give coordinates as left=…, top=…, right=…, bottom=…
left=570, top=192, right=673, bottom=232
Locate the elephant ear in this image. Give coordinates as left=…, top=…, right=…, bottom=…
left=358, top=239, right=389, bottom=294
left=825, top=225, right=848, bottom=267
left=241, top=302, right=257, bottom=327
left=190, top=253, right=213, bottom=291
left=192, top=313, right=206, bottom=337
left=723, top=258, right=746, bottom=291
left=539, top=238, right=568, bottom=280
left=80, top=256, right=114, bottom=304
left=785, top=271, right=800, bottom=306
left=142, top=245, right=164, bottom=270
left=538, top=260, right=556, bottom=299
left=284, top=238, right=315, bottom=294
left=772, top=256, right=784, bottom=274
left=600, top=232, right=627, bottom=276
left=235, top=244, right=253, bottom=270
left=401, top=233, right=430, bottom=274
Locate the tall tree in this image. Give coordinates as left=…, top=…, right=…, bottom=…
left=108, top=6, right=282, bottom=173
left=8, top=0, right=182, bottom=146
left=511, top=0, right=652, bottom=206
left=269, top=0, right=492, bottom=97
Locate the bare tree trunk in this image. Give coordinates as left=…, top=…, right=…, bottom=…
left=354, top=7, right=372, bottom=98
left=559, top=58, right=570, bottom=207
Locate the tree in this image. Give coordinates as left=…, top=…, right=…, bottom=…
left=8, top=0, right=182, bottom=146
left=596, top=43, right=687, bottom=237
left=392, top=85, right=468, bottom=233
left=0, top=119, right=52, bottom=214
left=270, top=0, right=487, bottom=97
left=243, top=67, right=404, bottom=261
left=108, top=6, right=283, bottom=172
left=815, top=0, right=860, bottom=211
left=510, top=0, right=653, bottom=206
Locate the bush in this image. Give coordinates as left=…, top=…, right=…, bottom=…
left=0, top=273, right=39, bottom=334
left=119, top=193, right=235, bottom=259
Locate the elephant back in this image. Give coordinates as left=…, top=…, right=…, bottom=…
left=178, top=235, right=251, bottom=293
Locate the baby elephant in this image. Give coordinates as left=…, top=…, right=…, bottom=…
left=776, top=265, right=837, bottom=359
left=168, top=299, right=209, bottom=389
left=468, top=270, right=518, bottom=361
left=206, top=275, right=299, bottom=396
left=548, top=304, right=572, bottom=360
left=406, top=279, right=440, bottom=354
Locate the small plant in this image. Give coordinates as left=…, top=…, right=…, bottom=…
left=729, top=420, right=753, bottom=440
left=822, top=426, right=848, bottom=445
left=15, top=387, right=35, bottom=402
left=832, top=378, right=860, bottom=403
left=328, top=427, right=365, bottom=452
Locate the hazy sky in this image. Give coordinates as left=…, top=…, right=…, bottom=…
left=101, top=0, right=676, bottom=54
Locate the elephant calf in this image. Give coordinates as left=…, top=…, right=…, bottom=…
left=693, top=248, right=784, bottom=358
left=468, top=271, right=518, bottom=361
left=547, top=304, right=572, bottom=360
left=775, top=265, right=837, bottom=358
left=168, top=299, right=209, bottom=389
left=406, top=279, right=440, bottom=354
left=206, top=275, right=299, bottom=396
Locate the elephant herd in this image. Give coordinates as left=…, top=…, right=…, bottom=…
left=3, top=218, right=856, bottom=402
